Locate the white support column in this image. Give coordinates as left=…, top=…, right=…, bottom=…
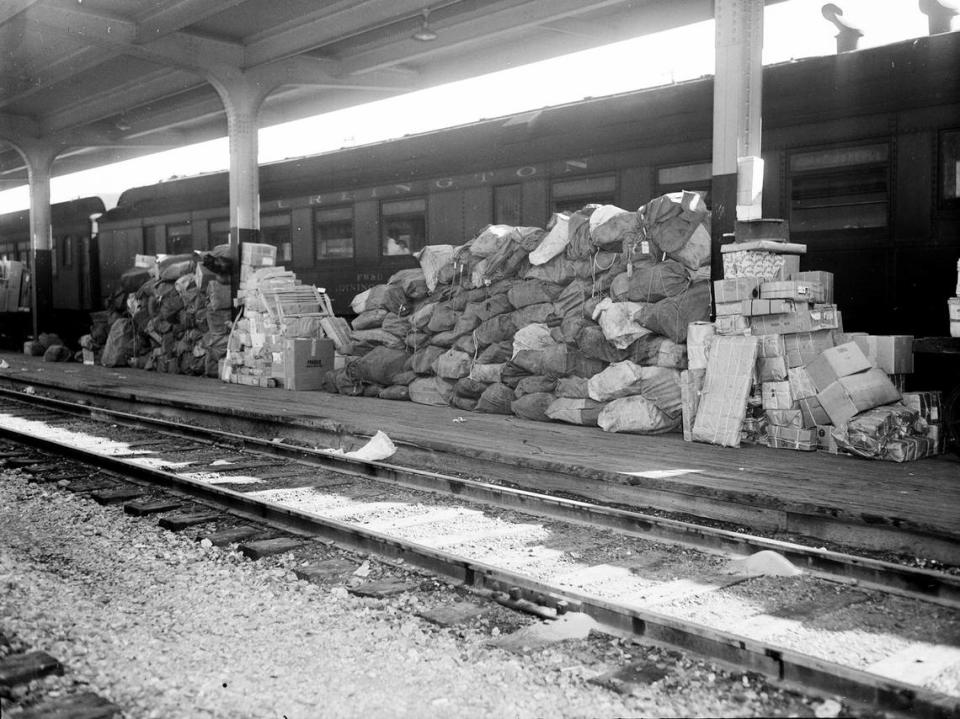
left=23, top=143, right=58, bottom=338
left=207, top=69, right=271, bottom=297
left=710, top=0, right=764, bottom=280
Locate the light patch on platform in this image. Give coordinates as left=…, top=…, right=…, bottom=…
left=620, top=469, right=703, bottom=479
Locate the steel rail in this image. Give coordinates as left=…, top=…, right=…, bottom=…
left=0, top=387, right=958, bottom=609
left=0, top=414, right=957, bottom=718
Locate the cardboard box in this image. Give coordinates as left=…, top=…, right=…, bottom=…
left=783, top=329, right=836, bottom=368
left=766, top=409, right=803, bottom=428
left=761, top=280, right=825, bottom=303
left=805, top=342, right=873, bottom=392
left=721, top=240, right=807, bottom=254
left=791, top=271, right=834, bottom=303
left=692, top=335, right=760, bottom=448
left=714, top=278, right=761, bottom=303
left=901, top=391, right=942, bottom=423
left=736, top=218, right=789, bottom=242
left=852, top=335, right=914, bottom=374
left=788, top=365, right=818, bottom=401
left=747, top=304, right=839, bottom=336
left=758, top=356, right=788, bottom=382
left=767, top=426, right=817, bottom=451
left=799, top=390, right=840, bottom=427
left=743, top=298, right=805, bottom=316
left=761, top=381, right=793, bottom=410
left=723, top=251, right=801, bottom=281
left=740, top=299, right=770, bottom=316
left=756, top=334, right=786, bottom=358
left=816, top=425, right=840, bottom=454
left=715, top=314, right=750, bottom=336
left=282, top=338, right=335, bottom=391
left=242, top=242, right=277, bottom=267
left=715, top=301, right=745, bottom=316
left=680, top=368, right=706, bottom=442
left=816, top=368, right=900, bottom=426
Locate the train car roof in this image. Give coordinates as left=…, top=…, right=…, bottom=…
left=0, top=197, right=106, bottom=231
left=102, top=31, right=960, bottom=223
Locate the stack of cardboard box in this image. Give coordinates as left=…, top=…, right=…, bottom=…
left=220, top=243, right=335, bottom=389
left=687, top=219, right=941, bottom=461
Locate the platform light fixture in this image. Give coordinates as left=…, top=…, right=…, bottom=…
left=412, top=8, right=438, bottom=42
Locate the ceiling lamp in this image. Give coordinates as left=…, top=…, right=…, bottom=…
left=412, top=9, right=438, bottom=42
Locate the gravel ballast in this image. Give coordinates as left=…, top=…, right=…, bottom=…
left=1, top=468, right=855, bottom=718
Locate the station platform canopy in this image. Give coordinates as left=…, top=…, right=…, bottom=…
left=0, top=0, right=786, bottom=187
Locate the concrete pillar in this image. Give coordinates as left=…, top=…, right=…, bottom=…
left=23, top=144, right=58, bottom=339
left=710, top=0, right=764, bottom=286
left=209, top=73, right=270, bottom=298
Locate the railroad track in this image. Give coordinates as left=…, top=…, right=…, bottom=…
left=0, top=389, right=958, bottom=718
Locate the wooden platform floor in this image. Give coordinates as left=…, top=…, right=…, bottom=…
left=1, top=352, right=958, bottom=558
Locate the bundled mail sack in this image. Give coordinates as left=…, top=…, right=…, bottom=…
left=411, top=345, right=445, bottom=375
left=511, top=393, right=555, bottom=422
left=352, top=309, right=389, bottom=330
left=477, top=340, right=513, bottom=364
left=598, top=395, right=679, bottom=434
left=609, top=259, right=690, bottom=303
left=593, top=298, right=650, bottom=349
left=348, top=346, right=410, bottom=387
left=546, top=398, right=604, bottom=426
left=434, top=349, right=473, bottom=380
left=388, top=268, right=429, bottom=299
left=589, top=205, right=641, bottom=248
left=101, top=318, right=135, bottom=368
left=576, top=324, right=630, bottom=364
left=514, top=375, right=558, bottom=397
left=635, top=281, right=710, bottom=344
left=556, top=376, right=591, bottom=399
left=379, top=385, right=410, bottom=401
left=476, top=383, right=516, bottom=414
left=455, top=377, right=488, bottom=399
left=415, top=245, right=457, bottom=293
left=427, top=303, right=458, bottom=333
left=508, top=279, right=563, bottom=309
left=408, top=377, right=455, bottom=406
left=529, top=213, right=571, bottom=265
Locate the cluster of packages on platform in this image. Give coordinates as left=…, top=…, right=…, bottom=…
left=83, top=251, right=234, bottom=375
left=322, top=192, right=714, bottom=435
left=686, top=220, right=943, bottom=462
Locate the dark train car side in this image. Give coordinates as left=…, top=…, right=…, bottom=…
left=96, top=32, right=960, bottom=334
left=0, top=196, right=105, bottom=347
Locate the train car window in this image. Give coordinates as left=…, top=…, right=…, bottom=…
left=551, top=175, right=616, bottom=213
left=208, top=219, right=230, bottom=249
left=657, top=163, right=712, bottom=205
left=494, top=184, right=522, bottom=225
left=315, top=207, right=354, bottom=260
left=789, top=144, right=888, bottom=233
left=940, top=129, right=960, bottom=210
left=166, top=222, right=193, bottom=254
left=381, top=199, right=426, bottom=256
left=260, top=213, right=293, bottom=263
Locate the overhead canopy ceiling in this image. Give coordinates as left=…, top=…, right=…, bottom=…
left=0, top=0, right=776, bottom=189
